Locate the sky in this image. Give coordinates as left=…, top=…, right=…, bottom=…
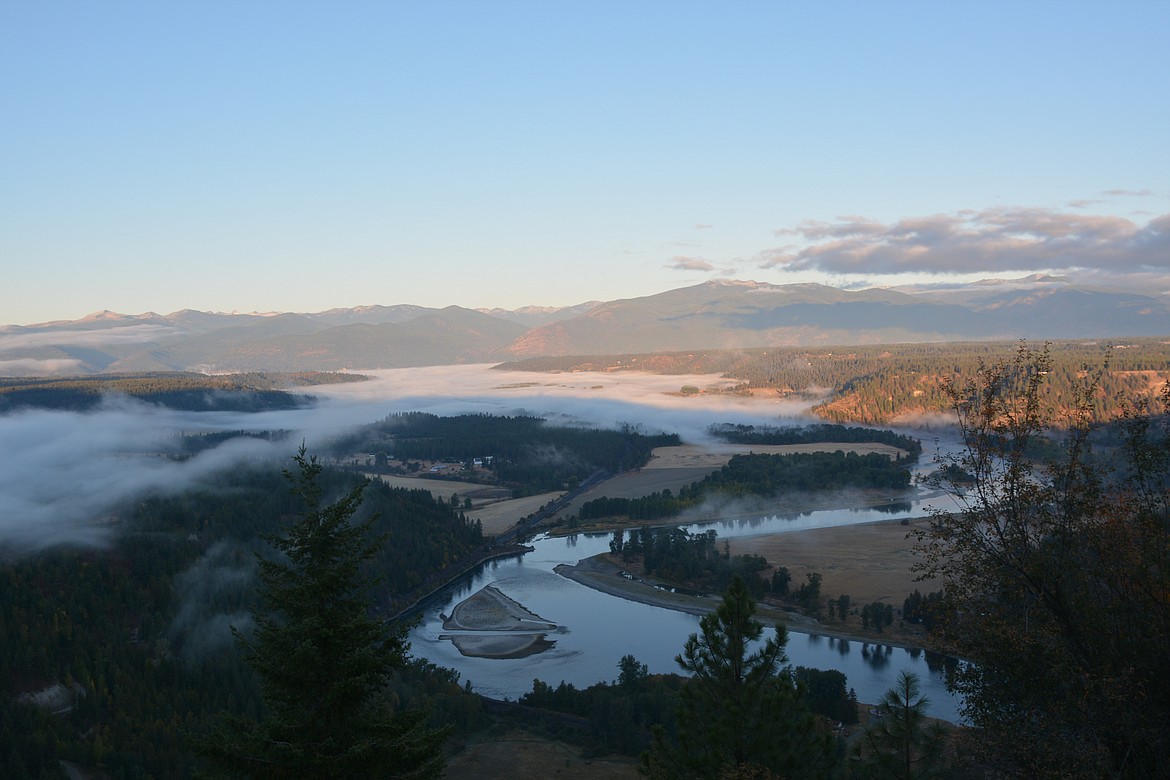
left=2, top=1, right=1168, bottom=326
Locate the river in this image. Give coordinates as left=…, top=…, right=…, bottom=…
left=409, top=500, right=964, bottom=723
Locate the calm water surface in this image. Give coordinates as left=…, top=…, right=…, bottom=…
left=409, top=499, right=964, bottom=723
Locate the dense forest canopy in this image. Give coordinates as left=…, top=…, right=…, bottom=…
left=709, top=422, right=922, bottom=457
left=0, top=457, right=482, bottom=778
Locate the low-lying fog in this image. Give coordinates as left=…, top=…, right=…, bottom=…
left=0, top=364, right=953, bottom=551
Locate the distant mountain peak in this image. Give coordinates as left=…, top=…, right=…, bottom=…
left=80, top=310, right=140, bottom=322
left=6, top=278, right=1169, bottom=377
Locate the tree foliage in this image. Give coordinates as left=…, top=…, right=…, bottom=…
left=642, top=577, right=834, bottom=779
left=609, top=527, right=772, bottom=596
left=195, top=449, right=447, bottom=778
left=711, top=423, right=921, bottom=458
left=849, top=671, right=948, bottom=779
left=914, top=344, right=1170, bottom=777
left=519, top=656, right=684, bottom=757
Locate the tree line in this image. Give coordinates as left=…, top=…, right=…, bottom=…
left=710, top=422, right=922, bottom=458
left=580, top=449, right=913, bottom=522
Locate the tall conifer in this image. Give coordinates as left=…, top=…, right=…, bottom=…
left=195, top=448, right=446, bottom=778
left=642, top=577, right=834, bottom=778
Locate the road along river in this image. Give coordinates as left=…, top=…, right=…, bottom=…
left=408, top=499, right=963, bottom=723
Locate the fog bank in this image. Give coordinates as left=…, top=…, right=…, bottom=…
left=0, top=365, right=826, bottom=551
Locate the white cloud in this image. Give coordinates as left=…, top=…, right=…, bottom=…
left=0, top=324, right=174, bottom=351
left=668, top=256, right=717, bottom=272
left=1102, top=189, right=1155, bottom=197
left=761, top=208, right=1170, bottom=278
left=0, top=358, right=87, bottom=374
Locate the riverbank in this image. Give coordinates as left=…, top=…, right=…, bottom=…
left=555, top=552, right=933, bottom=652
left=386, top=544, right=534, bottom=621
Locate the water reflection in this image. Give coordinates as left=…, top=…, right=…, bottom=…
left=860, top=644, right=893, bottom=671
left=408, top=499, right=964, bottom=723
left=871, top=501, right=913, bottom=514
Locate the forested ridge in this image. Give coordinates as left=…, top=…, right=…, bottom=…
left=0, top=461, right=482, bottom=778
left=497, top=337, right=1170, bottom=424
left=0, top=371, right=366, bottom=413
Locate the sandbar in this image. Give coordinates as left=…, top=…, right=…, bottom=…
left=441, top=585, right=560, bottom=659
left=444, top=585, right=558, bottom=631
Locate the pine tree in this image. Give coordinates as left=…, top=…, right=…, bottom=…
left=642, top=577, right=835, bottom=779
left=195, top=448, right=447, bottom=778
left=850, top=671, right=948, bottom=779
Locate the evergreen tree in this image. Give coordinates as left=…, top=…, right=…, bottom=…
left=195, top=448, right=447, bottom=778
left=642, top=577, right=834, bottom=779
left=849, top=671, right=948, bottom=779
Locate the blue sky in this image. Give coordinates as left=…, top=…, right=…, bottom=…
left=2, top=1, right=1167, bottom=325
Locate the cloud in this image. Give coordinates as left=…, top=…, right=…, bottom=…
left=666, top=256, right=741, bottom=277
left=694, top=223, right=714, bottom=230
left=668, top=256, right=717, bottom=272
left=760, top=208, right=1170, bottom=277
left=0, top=365, right=818, bottom=552
left=0, top=324, right=174, bottom=351
left=0, top=358, right=87, bottom=374
left=1102, top=189, right=1155, bottom=197
left=0, top=398, right=291, bottom=552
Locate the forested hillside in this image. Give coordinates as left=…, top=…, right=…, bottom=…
left=497, top=337, right=1170, bottom=424
left=0, top=460, right=482, bottom=778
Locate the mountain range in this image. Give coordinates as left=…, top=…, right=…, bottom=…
left=2, top=277, right=1168, bottom=376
